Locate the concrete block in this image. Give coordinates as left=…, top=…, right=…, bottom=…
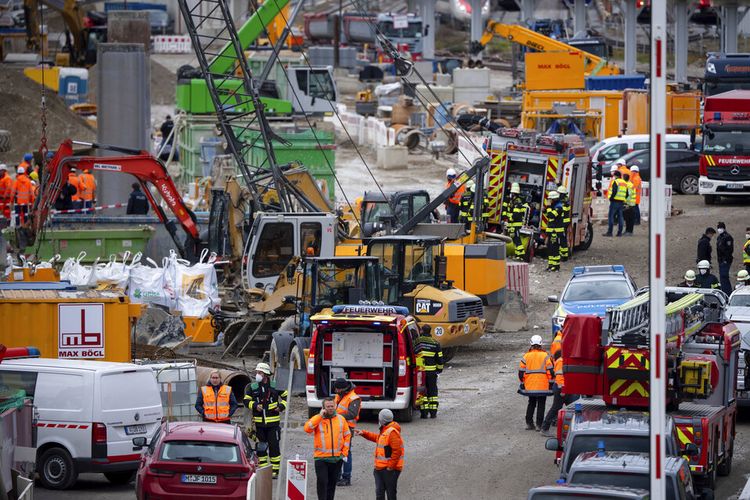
left=404, top=60, right=434, bottom=84
left=435, top=72, right=452, bottom=86
left=454, top=88, right=494, bottom=105
left=377, top=145, right=409, bottom=170
left=452, top=67, right=490, bottom=88
left=416, top=84, right=453, bottom=104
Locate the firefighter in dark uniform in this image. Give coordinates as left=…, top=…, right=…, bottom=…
left=508, top=183, right=529, bottom=260
left=545, top=190, right=563, bottom=272
left=244, top=362, right=288, bottom=478
left=415, top=324, right=444, bottom=419
left=459, top=180, right=489, bottom=230
left=557, top=185, right=571, bottom=261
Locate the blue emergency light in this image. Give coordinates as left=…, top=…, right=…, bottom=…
left=556, top=479, right=565, bottom=485
left=574, top=402, right=582, bottom=413
left=597, top=440, right=606, bottom=457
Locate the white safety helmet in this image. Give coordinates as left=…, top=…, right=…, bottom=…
left=510, top=182, right=521, bottom=194
left=530, top=334, right=543, bottom=346
left=630, top=165, right=640, bottom=172
left=446, top=168, right=457, bottom=178
left=697, top=260, right=710, bottom=271
left=547, top=190, right=560, bottom=200
left=610, top=164, right=619, bottom=173
left=684, top=270, right=696, bottom=281
left=738, top=270, right=749, bottom=282
left=0, top=164, right=6, bottom=172
left=255, top=362, right=272, bottom=375
left=557, top=185, right=568, bottom=195
left=16, top=166, right=25, bottom=174
left=465, top=180, right=476, bottom=192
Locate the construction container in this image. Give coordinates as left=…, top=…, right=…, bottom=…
left=29, top=226, right=155, bottom=263
left=621, top=89, right=701, bottom=135
left=141, top=361, right=200, bottom=422
left=525, top=52, right=585, bottom=91
left=585, top=74, right=646, bottom=91
left=0, top=288, right=140, bottom=362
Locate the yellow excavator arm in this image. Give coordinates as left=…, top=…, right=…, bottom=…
left=24, top=0, right=88, bottom=65
left=471, top=20, right=621, bottom=76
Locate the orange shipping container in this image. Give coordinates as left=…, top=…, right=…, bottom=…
left=525, top=51, right=586, bottom=91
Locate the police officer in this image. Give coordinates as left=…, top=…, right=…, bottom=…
left=415, top=325, right=444, bottom=419
left=244, top=362, right=288, bottom=478
left=545, top=191, right=563, bottom=272
left=556, top=185, right=571, bottom=261
left=519, top=335, right=554, bottom=431
left=507, top=183, right=529, bottom=261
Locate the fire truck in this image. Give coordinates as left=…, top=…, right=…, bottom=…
left=484, top=133, right=595, bottom=259
left=556, top=288, right=740, bottom=491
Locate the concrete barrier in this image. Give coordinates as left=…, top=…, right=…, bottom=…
left=152, top=35, right=192, bottom=53
left=377, top=145, right=409, bottom=170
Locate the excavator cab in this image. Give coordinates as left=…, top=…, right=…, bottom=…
left=300, top=257, right=381, bottom=314
left=360, top=190, right=432, bottom=237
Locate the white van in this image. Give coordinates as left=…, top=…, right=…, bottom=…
left=590, top=134, right=692, bottom=171
left=0, top=358, right=163, bottom=490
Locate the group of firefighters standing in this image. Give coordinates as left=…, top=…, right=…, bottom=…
left=196, top=327, right=443, bottom=500
left=0, top=153, right=96, bottom=227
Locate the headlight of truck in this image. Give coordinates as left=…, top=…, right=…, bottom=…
left=706, top=62, right=716, bottom=74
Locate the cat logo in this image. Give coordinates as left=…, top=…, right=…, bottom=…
left=415, top=299, right=431, bottom=314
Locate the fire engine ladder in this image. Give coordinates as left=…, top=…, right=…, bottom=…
left=176, top=0, right=311, bottom=212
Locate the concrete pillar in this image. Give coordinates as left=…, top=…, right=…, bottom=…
left=623, top=0, right=637, bottom=75
left=574, top=0, right=586, bottom=37
left=674, top=0, right=688, bottom=83
left=520, top=0, right=535, bottom=25
left=407, top=0, right=416, bottom=13
left=106, top=10, right=151, bottom=47
left=96, top=44, right=151, bottom=210
left=722, top=2, right=739, bottom=53
left=470, top=0, right=483, bottom=43
left=421, top=0, right=436, bottom=60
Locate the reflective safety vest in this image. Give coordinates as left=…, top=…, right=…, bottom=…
left=459, top=192, right=489, bottom=223
left=415, top=334, right=444, bottom=372
left=304, top=413, right=351, bottom=459
left=68, top=173, right=81, bottom=201
left=744, top=239, right=750, bottom=264
left=545, top=205, right=564, bottom=234
left=12, top=175, right=33, bottom=205
left=78, top=173, right=96, bottom=201
left=244, top=381, right=288, bottom=427
left=550, top=332, right=562, bottom=357
left=519, top=349, right=553, bottom=394
left=612, top=178, right=627, bottom=202
left=202, top=385, right=232, bottom=422
left=561, top=199, right=571, bottom=225
left=335, top=390, right=361, bottom=428
left=510, top=197, right=528, bottom=229
left=625, top=180, right=636, bottom=207
left=446, top=181, right=465, bottom=205
left=554, top=356, right=564, bottom=388
left=374, top=423, right=404, bottom=471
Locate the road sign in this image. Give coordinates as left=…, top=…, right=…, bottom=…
left=285, top=459, right=307, bottom=500
left=58, top=303, right=105, bottom=359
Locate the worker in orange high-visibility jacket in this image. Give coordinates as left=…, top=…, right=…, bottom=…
left=333, top=378, right=361, bottom=487
left=541, top=349, right=576, bottom=436
left=11, top=166, right=34, bottom=226
left=305, top=397, right=351, bottom=500
left=355, top=409, right=404, bottom=500
left=68, top=167, right=81, bottom=209
left=0, top=164, right=12, bottom=222
left=630, top=165, right=643, bottom=225
left=78, top=168, right=96, bottom=210
left=444, top=168, right=465, bottom=223
left=550, top=330, right=562, bottom=357
left=518, top=334, right=554, bottom=431
left=195, top=370, right=239, bottom=423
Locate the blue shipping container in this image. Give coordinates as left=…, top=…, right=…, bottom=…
left=585, top=74, right=646, bottom=91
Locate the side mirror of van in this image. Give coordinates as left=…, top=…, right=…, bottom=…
left=544, top=438, right=560, bottom=451
left=132, top=437, right=147, bottom=449
left=547, top=295, right=559, bottom=303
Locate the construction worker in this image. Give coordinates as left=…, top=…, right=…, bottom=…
left=556, top=185, right=571, bottom=260
left=18, top=153, right=32, bottom=172
left=0, top=164, right=12, bottom=223
left=244, top=362, right=288, bottom=478
left=678, top=270, right=698, bottom=288
left=550, top=329, right=562, bottom=357
left=354, top=409, right=404, bottom=500
left=540, top=350, right=568, bottom=436
left=54, top=179, right=77, bottom=211
left=508, top=183, right=529, bottom=260
left=603, top=170, right=627, bottom=237
left=444, top=168, right=464, bottom=223
left=304, top=397, right=351, bottom=500
left=518, top=334, right=554, bottom=431
left=333, top=378, right=361, bottom=487
left=737, top=270, right=749, bottom=289
left=695, top=260, right=720, bottom=289
left=622, top=173, right=636, bottom=236
left=78, top=168, right=96, bottom=211
left=11, top=166, right=33, bottom=226
left=67, top=167, right=81, bottom=209
left=605, top=164, right=618, bottom=196
left=194, top=370, right=239, bottom=423
left=544, top=190, right=563, bottom=272
left=415, top=324, right=443, bottom=419
left=744, top=227, right=750, bottom=273
left=630, top=165, right=642, bottom=225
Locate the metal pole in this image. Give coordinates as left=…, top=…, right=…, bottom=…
left=649, top=1, right=667, bottom=499
left=520, top=0, right=535, bottom=25
left=470, top=0, right=483, bottom=44
left=623, top=0, right=637, bottom=75
left=723, top=2, right=739, bottom=53
left=674, top=0, right=688, bottom=84
left=421, top=0, right=435, bottom=60
left=276, top=356, right=296, bottom=500
left=574, top=0, right=586, bottom=37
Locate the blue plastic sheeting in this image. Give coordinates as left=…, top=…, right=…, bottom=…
left=585, top=75, right=646, bottom=91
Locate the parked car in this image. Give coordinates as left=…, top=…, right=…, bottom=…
left=727, top=286, right=750, bottom=406
left=135, top=422, right=258, bottom=500
left=590, top=134, right=693, bottom=172
left=613, top=148, right=701, bottom=194
left=528, top=483, right=650, bottom=500
left=0, top=358, right=163, bottom=490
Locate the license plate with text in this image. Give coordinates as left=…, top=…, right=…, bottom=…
left=181, top=474, right=217, bottom=484
left=125, top=425, right=147, bottom=435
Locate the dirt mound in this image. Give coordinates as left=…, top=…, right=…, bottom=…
left=0, top=68, right=95, bottom=166
left=87, top=57, right=175, bottom=106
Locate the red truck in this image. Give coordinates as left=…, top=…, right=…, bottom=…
left=698, top=89, right=750, bottom=204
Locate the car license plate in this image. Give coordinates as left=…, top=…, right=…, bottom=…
left=727, top=183, right=744, bottom=190
left=125, top=424, right=147, bottom=435
left=181, top=474, right=217, bottom=484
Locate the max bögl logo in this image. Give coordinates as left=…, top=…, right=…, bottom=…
left=58, top=303, right=105, bottom=358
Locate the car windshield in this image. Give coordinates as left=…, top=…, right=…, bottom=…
left=569, top=471, right=674, bottom=498
left=160, top=441, right=241, bottom=463
left=702, top=129, right=750, bottom=155
left=730, top=294, right=750, bottom=307
left=563, top=280, right=632, bottom=302
left=377, top=20, right=422, bottom=38
left=566, top=436, right=648, bottom=473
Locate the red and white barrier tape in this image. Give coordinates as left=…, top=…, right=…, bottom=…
left=51, top=203, right=125, bottom=215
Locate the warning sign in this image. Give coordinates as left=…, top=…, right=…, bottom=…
left=285, top=459, right=307, bottom=500
left=58, top=303, right=105, bottom=359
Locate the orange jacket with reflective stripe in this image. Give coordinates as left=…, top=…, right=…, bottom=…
left=68, top=174, right=81, bottom=201
left=335, top=390, right=361, bottom=428
left=550, top=332, right=562, bottom=357
left=519, top=349, right=553, bottom=392
left=202, top=385, right=232, bottom=422
left=304, top=413, right=351, bottom=459
left=361, top=422, right=404, bottom=471
left=631, top=172, right=642, bottom=204
left=617, top=165, right=631, bottom=178
left=446, top=180, right=466, bottom=205
left=554, top=356, right=564, bottom=388
left=12, top=175, right=33, bottom=205
left=0, top=175, right=12, bottom=203
left=78, top=173, right=96, bottom=201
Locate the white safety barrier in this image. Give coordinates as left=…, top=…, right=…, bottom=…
left=329, top=104, right=396, bottom=149
left=152, top=35, right=192, bottom=54
left=456, top=132, right=488, bottom=169
left=591, top=182, right=672, bottom=222
left=506, top=261, right=529, bottom=305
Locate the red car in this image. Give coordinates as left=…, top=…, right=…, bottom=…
left=135, top=422, right=258, bottom=499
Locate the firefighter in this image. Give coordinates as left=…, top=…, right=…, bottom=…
left=11, top=166, right=33, bottom=226
left=415, top=324, right=443, bottom=419
left=678, top=270, right=698, bottom=288
left=556, top=185, right=571, bottom=260
left=737, top=270, right=749, bottom=289
left=0, top=164, right=12, bottom=223
left=304, top=397, right=351, bottom=500
left=194, top=370, right=239, bottom=423
left=604, top=170, right=627, bottom=237
left=544, top=190, right=563, bottom=272
left=354, top=409, right=404, bottom=500
left=743, top=226, right=750, bottom=273
left=244, top=362, right=288, bottom=478
left=507, top=183, right=529, bottom=261
left=334, top=377, right=361, bottom=487
left=444, top=168, right=464, bottom=223
left=458, top=180, right=489, bottom=230
left=518, top=334, right=554, bottom=431
left=78, top=168, right=96, bottom=210
left=695, top=260, right=720, bottom=289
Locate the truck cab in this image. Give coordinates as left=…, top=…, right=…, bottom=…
left=375, top=13, right=423, bottom=58
left=305, top=304, right=422, bottom=421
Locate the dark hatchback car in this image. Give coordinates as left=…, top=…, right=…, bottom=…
left=614, top=148, right=700, bottom=194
